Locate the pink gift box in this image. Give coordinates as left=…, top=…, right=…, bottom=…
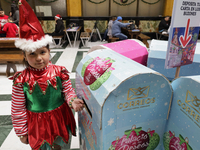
left=102, top=39, right=148, bottom=66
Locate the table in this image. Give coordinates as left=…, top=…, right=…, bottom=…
left=121, top=28, right=150, bottom=48
left=138, top=33, right=151, bottom=48
left=65, top=26, right=82, bottom=47
left=0, top=38, right=23, bottom=77
left=121, top=28, right=141, bottom=39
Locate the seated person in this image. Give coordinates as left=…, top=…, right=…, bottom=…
left=158, top=16, right=171, bottom=32
left=102, top=16, right=117, bottom=41
left=11, top=4, right=19, bottom=25
left=107, top=16, right=117, bottom=38
left=48, top=14, right=65, bottom=44
left=112, top=16, right=131, bottom=40
left=0, top=8, right=9, bottom=37
left=2, top=17, right=19, bottom=37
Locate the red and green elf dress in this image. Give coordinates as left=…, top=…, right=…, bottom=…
left=11, top=63, right=76, bottom=150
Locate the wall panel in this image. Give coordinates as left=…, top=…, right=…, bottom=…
left=82, top=0, right=109, bottom=17
left=163, top=0, right=174, bottom=16
left=138, top=0, right=165, bottom=17
left=110, top=1, right=137, bottom=17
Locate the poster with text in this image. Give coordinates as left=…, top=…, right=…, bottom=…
left=165, top=0, right=200, bottom=69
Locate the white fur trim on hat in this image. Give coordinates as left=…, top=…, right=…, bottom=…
left=15, top=35, right=53, bottom=52
left=55, top=16, right=60, bottom=19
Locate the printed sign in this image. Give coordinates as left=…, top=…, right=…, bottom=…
left=165, top=0, right=200, bottom=69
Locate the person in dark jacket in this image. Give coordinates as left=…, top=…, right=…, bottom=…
left=48, top=14, right=65, bottom=45
left=52, top=14, right=65, bottom=36
left=158, top=16, right=170, bottom=32
left=11, top=3, right=19, bottom=25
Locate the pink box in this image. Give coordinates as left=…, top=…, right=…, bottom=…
left=102, top=39, right=149, bottom=66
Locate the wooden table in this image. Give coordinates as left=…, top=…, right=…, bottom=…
left=121, top=28, right=141, bottom=39
left=64, top=26, right=82, bottom=47
left=0, top=38, right=23, bottom=77
left=121, top=28, right=151, bottom=48
left=138, top=33, right=151, bottom=48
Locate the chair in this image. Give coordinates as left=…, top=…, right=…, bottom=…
left=156, top=27, right=169, bottom=40
left=85, top=28, right=92, bottom=34
left=156, top=27, right=162, bottom=39
left=108, top=36, right=119, bottom=43
left=80, top=32, right=90, bottom=47
left=52, top=35, right=64, bottom=48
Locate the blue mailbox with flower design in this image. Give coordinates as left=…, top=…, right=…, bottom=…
left=163, top=75, right=200, bottom=150
left=75, top=49, right=173, bottom=150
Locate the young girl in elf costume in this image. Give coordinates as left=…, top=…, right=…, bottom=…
left=11, top=0, right=84, bottom=149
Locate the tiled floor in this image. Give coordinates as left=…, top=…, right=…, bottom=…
left=0, top=40, right=108, bottom=150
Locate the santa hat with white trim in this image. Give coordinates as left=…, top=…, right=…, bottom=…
left=15, top=0, right=52, bottom=52
left=55, top=14, right=62, bottom=20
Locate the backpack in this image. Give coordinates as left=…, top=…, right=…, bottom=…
left=68, top=23, right=78, bottom=28
left=127, top=24, right=135, bottom=30
left=91, top=32, right=98, bottom=42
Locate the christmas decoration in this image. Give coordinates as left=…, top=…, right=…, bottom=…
left=113, top=0, right=136, bottom=6
left=88, top=0, right=106, bottom=4
left=141, top=0, right=161, bottom=5
left=163, top=131, right=193, bottom=150
left=15, top=0, right=52, bottom=52
left=81, top=57, right=115, bottom=91
left=121, top=0, right=128, bottom=3
left=109, top=125, right=149, bottom=150
left=146, top=128, right=160, bottom=150
left=163, top=131, right=175, bottom=150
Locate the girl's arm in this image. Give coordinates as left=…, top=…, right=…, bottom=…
left=62, top=79, right=76, bottom=103
left=11, top=84, right=28, bottom=137
left=62, top=79, right=84, bottom=111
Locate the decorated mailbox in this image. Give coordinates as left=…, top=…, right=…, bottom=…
left=163, top=75, right=200, bottom=150
left=75, top=49, right=173, bottom=150
left=88, top=39, right=148, bottom=66
left=148, top=39, right=200, bottom=81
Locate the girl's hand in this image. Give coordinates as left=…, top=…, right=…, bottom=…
left=72, top=98, right=84, bottom=112
left=19, top=134, right=28, bottom=144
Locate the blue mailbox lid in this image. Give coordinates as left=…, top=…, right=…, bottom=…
left=76, top=49, right=172, bottom=130
left=76, top=49, right=157, bottom=105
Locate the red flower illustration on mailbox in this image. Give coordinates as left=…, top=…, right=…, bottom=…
left=109, top=126, right=160, bottom=150
left=163, top=131, right=193, bottom=150
left=81, top=57, right=115, bottom=91
left=109, top=125, right=150, bottom=150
